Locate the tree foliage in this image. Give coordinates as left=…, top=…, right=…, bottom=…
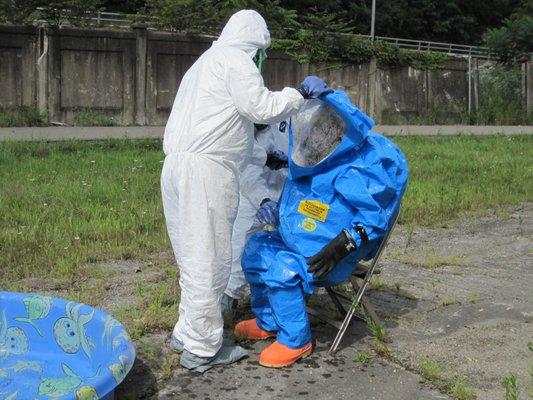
left=0, top=0, right=41, bottom=23
left=140, top=0, right=299, bottom=35
left=0, top=0, right=102, bottom=26
left=1, top=0, right=527, bottom=46
left=257, top=0, right=521, bottom=44
left=483, top=0, right=532, bottom=64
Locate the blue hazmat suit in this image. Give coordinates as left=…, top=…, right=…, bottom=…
left=241, top=90, right=409, bottom=349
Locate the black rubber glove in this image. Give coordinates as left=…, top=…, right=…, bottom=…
left=307, top=230, right=356, bottom=280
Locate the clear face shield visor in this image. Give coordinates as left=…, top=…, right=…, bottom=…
left=290, top=100, right=346, bottom=168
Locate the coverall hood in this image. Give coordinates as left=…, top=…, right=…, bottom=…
left=288, top=91, right=374, bottom=180
left=213, top=10, right=271, bottom=58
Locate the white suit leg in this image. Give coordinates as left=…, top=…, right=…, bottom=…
left=161, top=153, right=239, bottom=357
left=225, top=194, right=257, bottom=299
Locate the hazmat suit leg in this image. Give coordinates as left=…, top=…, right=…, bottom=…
left=240, top=231, right=283, bottom=333
left=161, top=153, right=239, bottom=358
left=225, top=194, right=256, bottom=300
left=242, top=232, right=313, bottom=348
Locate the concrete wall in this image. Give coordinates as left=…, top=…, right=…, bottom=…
left=0, top=26, right=38, bottom=109
left=1, top=24, right=531, bottom=125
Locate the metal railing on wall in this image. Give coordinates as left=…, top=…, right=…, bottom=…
left=33, top=8, right=493, bottom=59
left=367, top=35, right=492, bottom=59
left=34, top=8, right=143, bottom=27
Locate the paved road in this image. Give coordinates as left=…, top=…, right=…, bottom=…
left=0, top=125, right=531, bottom=141
left=151, top=322, right=450, bottom=400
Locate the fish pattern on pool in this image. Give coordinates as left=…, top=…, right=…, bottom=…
left=0, top=291, right=135, bottom=399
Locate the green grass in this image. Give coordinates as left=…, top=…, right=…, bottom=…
left=73, top=108, right=118, bottom=126
left=0, top=106, right=49, bottom=127
left=436, top=297, right=460, bottom=308
left=0, top=139, right=167, bottom=286
left=467, top=293, right=478, bottom=303
left=114, top=269, right=180, bottom=340
left=449, top=380, right=477, bottom=400
left=418, top=356, right=477, bottom=400
left=419, top=356, right=443, bottom=381
left=501, top=372, right=519, bottom=400
left=1, top=135, right=531, bottom=288
left=356, top=351, right=373, bottom=364
left=366, top=317, right=389, bottom=342
left=394, top=135, right=533, bottom=226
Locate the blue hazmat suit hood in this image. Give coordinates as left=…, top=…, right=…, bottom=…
left=276, top=88, right=408, bottom=273
left=288, top=90, right=374, bottom=180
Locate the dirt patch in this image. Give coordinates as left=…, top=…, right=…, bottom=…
left=373, top=203, right=532, bottom=399
left=17, top=251, right=175, bottom=311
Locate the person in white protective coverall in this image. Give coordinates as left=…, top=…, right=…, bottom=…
left=160, top=8, right=331, bottom=372
left=223, top=122, right=290, bottom=306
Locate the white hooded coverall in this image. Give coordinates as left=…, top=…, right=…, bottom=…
left=160, top=10, right=304, bottom=357
left=225, top=122, right=290, bottom=300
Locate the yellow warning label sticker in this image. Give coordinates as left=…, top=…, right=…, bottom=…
left=298, top=200, right=329, bottom=222
left=301, top=218, right=317, bottom=232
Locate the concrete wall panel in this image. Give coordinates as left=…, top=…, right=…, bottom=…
left=145, top=33, right=211, bottom=125
left=154, top=53, right=196, bottom=111
left=0, top=48, right=23, bottom=107
left=0, top=27, right=37, bottom=109
left=0, top=24, right=487, bottom=126
left=60, top=49, right=124, bottom=109
left=46, top=27, right=136, bottom=124
left=263, top=51, right=303, bottom=91
left=428, top=61, right=468, bottom=123
left=310, top=63, right=370, bottom=109
left=376, top=66, right=427, bottom=123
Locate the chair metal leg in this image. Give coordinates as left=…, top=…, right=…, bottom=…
left=326, top=287, right=346, bottom=316
left=328, top=210, right=400, bottom=355
left=350, top=277, right=381, bottom=327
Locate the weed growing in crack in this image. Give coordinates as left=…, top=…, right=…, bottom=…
left=501, top=372, right=519, bottom=400
left=355, top=351, right=373, bottom=364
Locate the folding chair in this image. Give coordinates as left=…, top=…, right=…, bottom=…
left=306, top=209, right=401, bottom=355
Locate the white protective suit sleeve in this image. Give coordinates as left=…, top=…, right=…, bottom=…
left=227, top=59, right=303, bottom=126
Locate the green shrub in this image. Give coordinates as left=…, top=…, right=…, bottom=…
left=0, top=106, right=49, bottom=127
left=475, top=63, right=530, bottom=125
left=73, top=108, right=117, bottom=126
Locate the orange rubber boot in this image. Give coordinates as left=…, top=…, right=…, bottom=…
left=259, top=341, right=313, bottom=368
left=234, top=318, right=276, bottom=340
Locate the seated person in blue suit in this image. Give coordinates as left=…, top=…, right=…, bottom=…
left=234, top=90, right=409, bottom=368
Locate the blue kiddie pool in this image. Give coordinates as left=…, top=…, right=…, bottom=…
left=0, top=292, right=136, bottom=399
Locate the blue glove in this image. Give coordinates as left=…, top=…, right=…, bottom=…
left=256, top=199, right=279, bottom=226
left=265, top=150, right=288, bottom=170
left=299, top=76, right=333, bottom=99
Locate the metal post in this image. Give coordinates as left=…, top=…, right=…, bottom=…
left=370, top=0, right=376, bottom=41
left=133, top=23, right=148, bottom=125
left=468, top=55, right=472, bottom=117
left=36, top=25, right=49, bottom=115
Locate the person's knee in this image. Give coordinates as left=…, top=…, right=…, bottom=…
left=242, top=232, right=279, bottom=277
left=263, top=253, right=304, bottom=289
